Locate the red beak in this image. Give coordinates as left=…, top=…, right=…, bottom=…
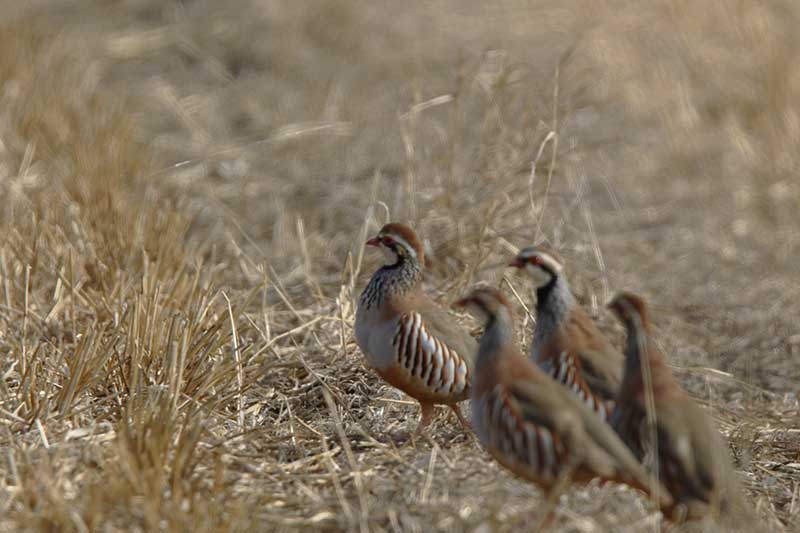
left=508, top=257, right=524, bottom=268
left=366, top=236, right=381, bottom=247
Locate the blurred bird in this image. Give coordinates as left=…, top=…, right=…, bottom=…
left=455, top=286, right=672, bottom=524
left=354, top=222, right=476, bottom=437
left=608, top=292, right=758, bottom=527
left=509, top=246, right=622, bottom=420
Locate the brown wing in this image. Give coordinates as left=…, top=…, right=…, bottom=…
left=511, top=379, right=673, bottom=507
left=611, top=385, right=751, bottom=522
left=546, top=349, right=615, bottom=420
left=566, top=307, right=623, bottom=398
left=653, top=402, right=716, bottom=502
left=414, top=295, right=478, bottom=369
left=476, top=380, right=569, bottom=485
left=612, top=321, right=756, bottom=525
left=609, top=400, right=647, bottom=460
left=577, top=345, right=622, bottom=401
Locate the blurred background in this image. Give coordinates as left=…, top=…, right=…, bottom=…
left=0, top=1, right=798, bottom=531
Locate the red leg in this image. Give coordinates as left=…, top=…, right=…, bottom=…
left=450, top=404, right=471, bottom=431
left=533, top=508, right=556, bottom=533
left=413, top=402, right=436, bottom=438
left=533, top=462, right=575, bottom=531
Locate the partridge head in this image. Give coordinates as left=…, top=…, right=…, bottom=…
left=509, top=246, right=622, bottom=420
left=354, top=222, right=477, bottom=438
left=365, top=222, right=426, bottom=269
left=454, top=286, right=672, bottom=521
left=608, top=292, right=757, bottom=527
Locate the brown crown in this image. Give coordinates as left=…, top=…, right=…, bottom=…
left=462, top=286, right=513, bottom=317
left=608, top=291, right=650, bottom=328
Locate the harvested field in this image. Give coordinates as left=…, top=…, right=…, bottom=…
left=0, top=1, right=798, bottom=531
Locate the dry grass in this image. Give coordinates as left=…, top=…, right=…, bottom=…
left=0, top=1, right=798, bottom=531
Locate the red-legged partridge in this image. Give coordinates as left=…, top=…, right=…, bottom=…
left=355, top=223, right=477, bottom=436
left=455, top=286, right=672, bottom=517
left=509, top=246, right=622, bottom=421
left=608, top=292, right=757, bottom=526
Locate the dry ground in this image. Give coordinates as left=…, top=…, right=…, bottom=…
left=1, top=1, right=798, bottom=531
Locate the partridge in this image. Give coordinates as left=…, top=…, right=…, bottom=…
left=608, top=292, right=756, bottom=525
left=509, top=246, right=622, bottom=421
left=455, top=286, right=672, bottom=515
left=355, top=223, right=477, bottom=436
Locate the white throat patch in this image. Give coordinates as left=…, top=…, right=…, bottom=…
left=379, top=243, right=399, bottom=265
left=518, top=249, right=562, bottom=288
left=525, top=262, right=554, bottom=288
left=378, top=232, right=418, bottom=265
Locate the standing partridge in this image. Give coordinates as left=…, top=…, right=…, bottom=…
left=355, top=223, right=477, bottom=436
left=608, top=292, right=756, bottom=526
left=455, top=286, right=672, bottom=519
left=509, top=246, right=622, bottom=421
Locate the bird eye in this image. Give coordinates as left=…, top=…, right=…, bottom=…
left=381, top=236, right=394, bottom=246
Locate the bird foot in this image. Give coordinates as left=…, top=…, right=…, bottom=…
left=450, top=404, right=472, bottom=432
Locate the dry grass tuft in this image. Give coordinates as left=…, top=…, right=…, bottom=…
left=1, top=1, right=798, bottom=531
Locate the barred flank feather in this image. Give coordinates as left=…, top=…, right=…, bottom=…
left=548, top=351, right=615, bottom=421
left=391, top=312, right=470, bottom=397
left=479, top=384, right=565, bottom=481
